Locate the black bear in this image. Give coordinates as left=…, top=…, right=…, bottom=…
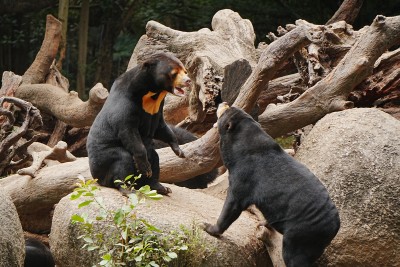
left=153, top=124, right=218, bottom=189
left=203, top=103, right=340, bottom=267
left=24, top=238, right=55, bottom=267
left=87, top=53, right=191, bottom=195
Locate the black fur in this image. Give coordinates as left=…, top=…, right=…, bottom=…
left=24, top=238, right=55, bottom=267
left=203, top=106, right=340, bottom=267
left=87, top=53, right=189, bottom=195
left=153, top=124, right=218, bottom=189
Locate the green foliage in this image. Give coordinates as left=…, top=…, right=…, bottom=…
left=70, top=176, right=187, bottom=267
left=275, top=135, right=295, bottom=149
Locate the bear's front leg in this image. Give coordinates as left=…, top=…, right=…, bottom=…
left=202, top=223, right=223, bottom=237
left=202, top=190, right=244, bottom=237
left=154, top=121, right=185, bottom=158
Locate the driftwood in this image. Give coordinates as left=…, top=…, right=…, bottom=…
left=0, top=97, right=43, bottom=175
left=13, top=15, right=109, bottom=129
left=0, top=158, right=91, bottom=233
left=128, top=9, right=258, bottom=125
left=15, top=83, right=108, bottom=128
left=350, top=48, right=400, bottom=107
left=22, top=15, right=62, bottom=85
left=259, top=15, right=400, bottom=138
left=17, top=141, right=76, bottom=177
left=2, top=4, right=400, bottom=264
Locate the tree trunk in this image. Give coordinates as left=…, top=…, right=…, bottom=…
left=77, top=0, right=89, bottom=99
left=326, top=0, right=364, bottom=25
left=56, top=0, right=69, bottom=70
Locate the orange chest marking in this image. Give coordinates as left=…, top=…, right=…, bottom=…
left=142, top=91, right=168, bottom=115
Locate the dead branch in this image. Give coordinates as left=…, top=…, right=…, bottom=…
left=17, top=141, right=76, bottom=177
left=349, top=47, right=400, bottom=107
left=22, top=15, right=62, bottom=85
left=259, top=15, right=400, bottom=138
left=0, top=97, right=43, bottom=175
left=15, top=83, right=108, bottom=128
left=129, top=9, right=258, bottom=125
left=0, top=158, right=91, bottom=233
left=327, top=0, right=364, bottom=25
left=0, top=71, right=22, bottom=98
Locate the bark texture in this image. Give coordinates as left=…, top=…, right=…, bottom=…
left=15, top=83, right=108, bottom=128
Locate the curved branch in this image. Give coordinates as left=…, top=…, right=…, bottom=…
left=259, top=15, right=400, bottom=138
left=327, top=0, right=364, bottom=25
left=15, top=83, right=108, bottom=128
left=22, top=15, right=62, bottom=84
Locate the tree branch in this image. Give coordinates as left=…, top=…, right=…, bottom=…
left=327, top=0, right=364, bottom=25
left=22, top=15, right=62, bottom=84
left=259, top=15, right=400, bottom=138
left=15, top=83, right=108, bottom=128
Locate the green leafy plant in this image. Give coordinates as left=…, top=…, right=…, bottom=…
left=70, top=175, right=187, bottom=267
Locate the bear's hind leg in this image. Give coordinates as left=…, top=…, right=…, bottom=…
left=105, top=150, right=137, bottom=194
left=140, top=148, right=171, bottom=195
left=282, top=228, right=326, bottom=267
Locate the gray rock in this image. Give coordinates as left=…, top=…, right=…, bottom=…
left=50, top=185, right=271, bottom=267
left=0, top=189, right=24, bottom=267
left=295, top=108, right=400, bottom=267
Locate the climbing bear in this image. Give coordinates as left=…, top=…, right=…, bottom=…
left=203, top=103, right=340, bottom=267
left=87, top=53, right=191, bottom=195
left=153, top=124, right=218, bottom=189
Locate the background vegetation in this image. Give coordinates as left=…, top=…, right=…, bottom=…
left=1, top=0, right=399, bottom=97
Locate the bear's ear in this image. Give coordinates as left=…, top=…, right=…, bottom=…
left=143, top=60, right=157, bottom=70
left=226, top=121, right=235, bottom=131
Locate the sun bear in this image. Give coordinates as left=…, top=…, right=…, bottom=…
left=203, top=103, right=340, bottom=267
left=87, top=53, right=191, bottom=195
left=24, top=238, right=55, bottom=267
left=153, top=124, right=218, bottom=189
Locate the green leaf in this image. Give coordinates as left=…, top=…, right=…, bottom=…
left=149, top=261, right=159, bottom=267
left=163, top=255, right=172, bottom=262
left=87, top=245, right=99, bottom=251
left=147, top=194, right=163, bottom=200
left=71, top=214, right=84, bottom=223
left=70, top=192, right=82, bottom=200
left=102, top=254, right=112, bottom=260
left=138, top=185, right=151, bottom=193
left=179, top=245, right=188, bottom=250
left=83, top=237, right=94, bottom=243
left=83, top=192, right=94, bottom=197
left=124, top=174, right=134, bottom=181
left=99, top=260, right=109, bottom=266
left=114, top=210, right=124, bottom=225
left=135, top=255, right=142, bottom=262
left=78, top=200, right=93, bottom=208
left=129, top=194, right=138, bottom=206
left=167, top=252, right=178, bottom=259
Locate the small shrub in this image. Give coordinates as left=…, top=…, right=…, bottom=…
left=70, top=175, right=187, bottom=267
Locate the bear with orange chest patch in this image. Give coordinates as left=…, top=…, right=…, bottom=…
left=87, top=53, right=191, bottom=195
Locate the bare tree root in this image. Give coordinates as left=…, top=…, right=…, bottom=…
left=0, top=97, right=43, bottom=175
left=259, top=15, right=400, bottom=138
left=17, top=141, right=76, bottom=177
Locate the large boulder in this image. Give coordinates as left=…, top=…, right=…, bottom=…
left=50, top=185, right=271, bottom=267
left=295, top=108, right=400, bottom=266
left=0, top=189, right=25, bottom=267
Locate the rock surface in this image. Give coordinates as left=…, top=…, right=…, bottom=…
left=295, top=108, right=400, bottom=266
left=0, top=189, right=25, bottom=267
left=50, top=185, right=271, bottom=267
